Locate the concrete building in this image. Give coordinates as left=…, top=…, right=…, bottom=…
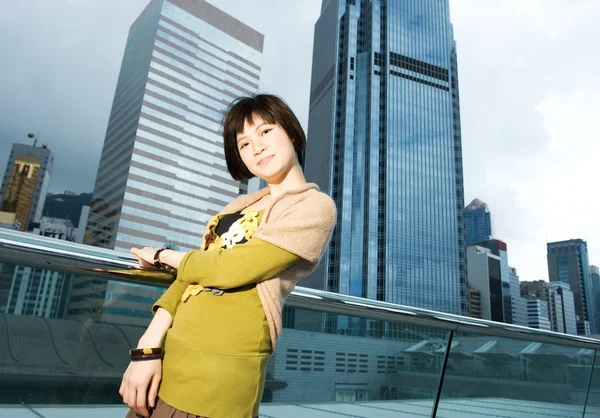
left=32, top=217, right=77, bottom=242
left=467, top=245, right=505, bottom=323
left=520, top=280, right=577, bottom=335
left=509, top=267, right=527, bottom=327
left=85, top=0, right=263, bottom=252
left=79, top=0, right=263, bottom=326
left=467, top=287, right=482, bottom=319
left=523, top=296, right=552, bottom=331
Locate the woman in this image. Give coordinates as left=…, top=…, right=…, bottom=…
left=119, top=94, right=336, bottom=418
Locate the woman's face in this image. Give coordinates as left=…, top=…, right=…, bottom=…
left=236, top=116, right=297, bottom=183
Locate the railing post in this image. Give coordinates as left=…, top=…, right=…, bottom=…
left=582, top=349, right=597, bottom=418
left=430, top=329, right=454, bottom=418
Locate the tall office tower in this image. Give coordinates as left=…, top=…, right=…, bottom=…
left=589, top=265, right=600, bottom=335
left=465, top=198, right=492, bottom=246
left=0, top=143, right=53, bottom=231
left=549, top=282, right=577, bottom=335
left=547, top=239, right=594, bottom=335
left=477, top=239, right=512, bottom=324
left=85, top=0, right=263, bottom=252
left=76, top=0, right=263, bottom=326
left=467, top=245, right=506, bottom=323
left=304, top=0, right=466, bottom=316
left=509, top=267, right=527, bottom=326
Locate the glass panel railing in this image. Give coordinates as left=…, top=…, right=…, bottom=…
left=0, top=264, right=152, bottom=407
left=584, top=351, right=600, bottom=418
left=436, top=331, right=599, bottom=418
left=2, top=230, right=600, bottom=417
left=265, top=308, right=449, bottom=415
left=0, top=258, right=453, bottom=417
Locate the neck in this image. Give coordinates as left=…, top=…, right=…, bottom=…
left=266, top=164, right=307, bottom=199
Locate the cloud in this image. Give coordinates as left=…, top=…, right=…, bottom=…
left=450, top=0, right=600, bottom=281
left=0, top=0, right=149, bottom=193
left=0, top=0, right=320, bottom=194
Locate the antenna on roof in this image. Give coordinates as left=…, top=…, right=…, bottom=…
left=27, top=132, right=39, bottom=147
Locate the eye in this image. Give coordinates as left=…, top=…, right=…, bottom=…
left=239, top=142, right=249, bottom=150
left=261, top=128, right=272, bottom=136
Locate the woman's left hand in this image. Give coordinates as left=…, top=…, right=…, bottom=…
left=131, top=247, right=157, bottom=269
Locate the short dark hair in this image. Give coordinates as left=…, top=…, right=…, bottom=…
left=222, top=94, right=307, bottom=181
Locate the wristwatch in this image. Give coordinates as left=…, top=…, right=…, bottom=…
left=153, top=247, right=169, bottom=269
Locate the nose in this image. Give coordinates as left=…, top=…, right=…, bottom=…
left=252, top=139, right=266, bottom=156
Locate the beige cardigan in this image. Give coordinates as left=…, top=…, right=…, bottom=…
left=157, top=183, right=336, bottom=351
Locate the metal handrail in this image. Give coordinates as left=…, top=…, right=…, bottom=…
left=1, top=229, right=599, bottom=350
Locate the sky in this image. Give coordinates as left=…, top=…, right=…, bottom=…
left=0, top=0, right=599, bottom=285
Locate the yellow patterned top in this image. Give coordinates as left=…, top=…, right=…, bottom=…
left=181, top=210, right=261, bottom=303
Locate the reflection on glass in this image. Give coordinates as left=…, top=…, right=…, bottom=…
left=584, top=352, right=599, bottom=417
left=1, top=259, right=454, bottom=413
left=437, top=332, right=598, bottom=417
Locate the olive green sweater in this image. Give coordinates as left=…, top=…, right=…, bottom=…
left=153, top=183, right=336, bottom=351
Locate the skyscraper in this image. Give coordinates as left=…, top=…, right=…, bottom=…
left=0, top=143, right=53, bottom=232
left=549, top=281, right=577, bottom=335
left=547, top=239, right=594, bottom=335
left=509, top=267, right=527, bottom=327
left=467, top=245, right=505, bottom=323
left=304, top=0, right=466, bottom=315
left=589, top=265, right=600, bottom=335
left=465, top=198, right=492, bottom=246
left=85, top=0, right=263, bottom=252
left=477, top=239, right=512, bottom=324
left=77, top=0, right=263, bottom=326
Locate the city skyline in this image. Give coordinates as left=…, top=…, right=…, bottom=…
left=1, top=0, right=599, bottom=290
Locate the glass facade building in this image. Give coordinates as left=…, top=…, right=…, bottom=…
left=466, top=246, right=504, bottom=323
left=465, top=198, right=492, bottom=246
left=549, top=281, right=578, bottom=335
left=80, top=0, right=263, bottom=325
left=477, top=239, right=512, bottom=324
left=85, top=0, right=263, bottom=252
left=589, top=265, right=600, bottom=335
left=304, top=0, right=466, bottom=316
left=0, top=143, right=53, bottom=232
left=547, top=239, right=595, bottom=335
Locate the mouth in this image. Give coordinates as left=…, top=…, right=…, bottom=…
left=257, top=155, right=274, bottom=166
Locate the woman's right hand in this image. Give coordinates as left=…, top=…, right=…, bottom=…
left=119, top=359, right=162, bottom=418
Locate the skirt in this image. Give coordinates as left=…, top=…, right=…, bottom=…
left=125, top=397, right=260, bottom=418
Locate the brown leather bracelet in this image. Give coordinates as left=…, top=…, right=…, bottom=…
left=153, top=247, right=169, bottom=269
